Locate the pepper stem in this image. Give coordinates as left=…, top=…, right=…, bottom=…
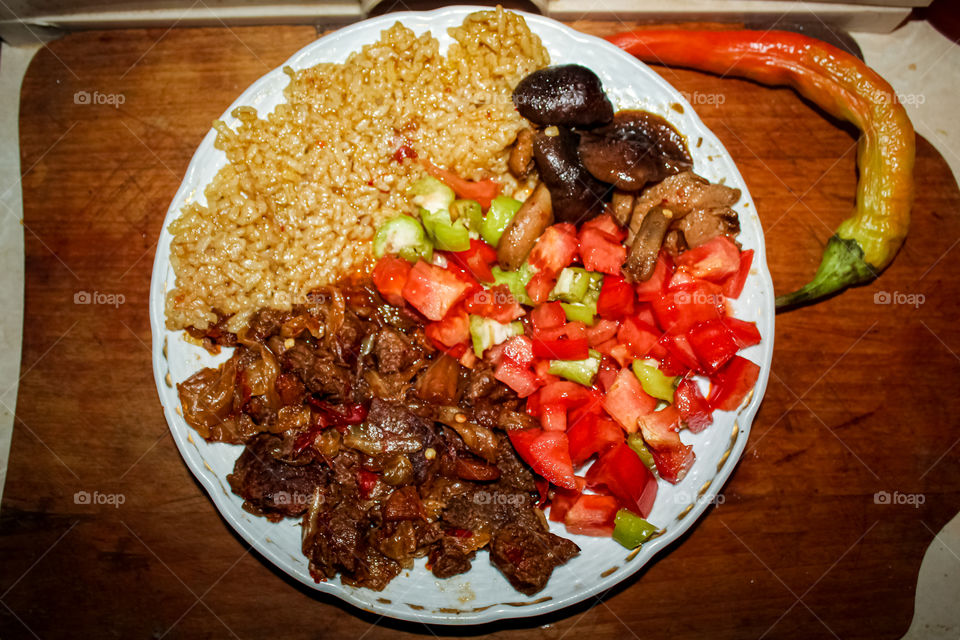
left=775, top=235, right=877, bottom=310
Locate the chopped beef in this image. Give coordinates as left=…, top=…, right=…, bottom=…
left=489, top=522, right=580, bottom=596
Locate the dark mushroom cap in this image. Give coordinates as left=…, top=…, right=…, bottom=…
left=512, top=64, right=614, bottom=129
left=533, top=127, right=609, bottom=225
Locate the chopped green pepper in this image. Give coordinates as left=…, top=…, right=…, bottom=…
left=372, top=215, right=433, bottom=263
left=480, top=195, right=522, bottom=247
left=450, top=199, right=483, bottom=233
left=491, top=265, right=534, bottom=306
left=469, top=314, right=524, bottom=358
left=626, top=433, right=657, bottom=472
left=560, top=301, right=598, bottom=326
left=549, top=349, right=602, bottom=386
left=420, top=208, right=471, bottom=252
left=409, top=176, right=455, bottom=214
left=550, top=267, right=603, bottom=303
left=632, top=358, right=678, bottom=403
left=612, top=509, right=658, bottom=549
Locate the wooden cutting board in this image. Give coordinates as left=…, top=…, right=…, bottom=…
left=3, top=20, right=959, bottom=640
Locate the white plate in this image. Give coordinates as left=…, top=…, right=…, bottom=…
left=149, top=6, right=775, bottom=625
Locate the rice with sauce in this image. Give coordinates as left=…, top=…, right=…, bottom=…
left=165, top=8, right=548, bottom=332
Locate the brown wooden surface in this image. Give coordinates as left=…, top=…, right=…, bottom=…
left=2, top=20, right=959, bottom=640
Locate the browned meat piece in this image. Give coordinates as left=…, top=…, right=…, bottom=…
left=497, top=182, right=554, bottom=270
left=508, top=128, right=535, bottom=179
left=374, top=327, right=417, bottom=374
left=382, top=486, right=426, bottom=521
left=415, top=354, right=461, bottom=404
left=442, top=486, right=539, bottom=535
left=623, top=205, right=672, bottom=283
left=246, top=308, right=289, bottom=342
left=184, top=313, right=237, bottom=354
left=494, top=439, right=537, bottom=493
left=280, top=341, right=352, bottom=400
left=463, top=363, right=514, bottom=404
left=429, top=535, right=480, bottom=579
left=627, top=171, right=740, bottom=243
left=489, top=522, right=579, bottom=595
left=675, top=206, right=741, bottom=248
left=578, top=111, right=692, bottom=191
left=228, top=435, right=326, bottom=521
left=274, top=372, right=305, bottom=406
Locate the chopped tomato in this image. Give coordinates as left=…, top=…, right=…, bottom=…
left=617, top=316, right=661, bottom=358
left=566, top=386, right=605, bottom=425
left=531, top=337, right=589, bottom=360
left=502, top=335, right=534, bottom=367
left=567, top=413, right=623, bottom=467
left=708, top=356, right=760, bottom=412
left=447, top=239, right=497, bottom=283
left=548, top=477, right=586, bottom=522
left=533, top=359, right=562, bottom=386
left=401, top=260, right=472, bottom=321
left=464, top=285, right=524, bottom=323
left=507, top=428, right=577, bottom=490
left=687, top=319, right=740, bottom=373
left=541, top=404, right=567, bottom=432
left=586, top=319, right=619, bottom=346
left=581, top=213, right=626, bottom=242
left=537, top=321, right=588, bottom=342
left=525, top=271, right=557, bottom=305
left=530, top=302, right=567, bottom=334
left=634, top=252, right=672, bottom=301
left=526, top=389, right=542, bottom=418
left=424, top=307, right=469, bottom=348
left=421, top=160, right=500, bottom=210
left=675, top=378, right=712, bottom=434
left=722, top=249, right=754, bottom=299
left=637, top=406, right=694, bottom=483
left=579, top=227, right=627, bottom=275
left=529, top=223, right=579, bottom=275
left=597, top=275, right=635, bottom=320
left=723, top=317, right=762, bottom=348
left=372, top=256, right=411, bottom=307
left=494, top=359, right=540, bottom=398
left=540, top=380, right=595, bottom=410
left=595, top=357, right=619, bottom=393
left=676, top=236, right=741, bottom=283
left=602, top=368, right=657, bottom=433
left=651, top=280, right=724, bottom=334
left=564, top=494, right=619, bottom=536
left=585, top=443, right=658, bottom=517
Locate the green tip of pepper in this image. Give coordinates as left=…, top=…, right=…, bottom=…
left=775, top=235, right=878, bottom=311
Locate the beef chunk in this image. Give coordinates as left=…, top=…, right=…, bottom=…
left=489, top=522, right=580, bottom=595
left=280, top=341, right=352, bottom=400
left=374, top=327, right=417, bottom=374
left=227, top=435, right=325, bottom=521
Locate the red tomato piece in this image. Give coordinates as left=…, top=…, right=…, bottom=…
left=722, top=249, right=754, bottom=299
left=564, top=494, right=620, bottom=536
left=464, top=285, right=525, bottom=323
left=537, top=321, right=588, bottom=342
left=533, top=359, right=562, bottom=386
left=531, top=337, right=590, bottom=361
left=502, top=335, right=535, bottom=368
left=526, top=389, right=542, bottom=418
left=708, top=356, right=760, bottom=412
left=617, top=316, right=661, bottom=358
left=687, top=319, right=740, bottom=373
left=581, top=213, right=626, bottom=242
left=422, top=160, right=500, bottom=210
left=595, top=357, right=619, bottom=392
left=530, top=302, right=567, bottom=334
left=637, top=406, right=695, bottom=483
left=401, top=260, right=472, bottom=321
left=541, top=404, right=567, bottom=432
left=724, top=317, right=762, bottom=348
left=597, top=275, right=635, bottom=320
left=529, top=223, right=579, bottom=275
left=507, top=428, right=578, bottom=490
left=675, top=378, right=713, bottom=434
left=579, top=228, right=627, bottom=276
left=602, top=368, right=658, bottom=433
left=447, top=239, right=497, bottom=283
left=676, top=236, right=742, bottom=283
left=586, top=319, right=620, bottom=346
left=567, top=413, right=624, bottom=467
left=651, top=280, right=724, bottom=334
left=547, top=477, right=586, bottom=522
left=525, top=271, right=557, bottom=305
left=372, top=256, right=411, bottom=307
left=494, top=359, right=541, bottom=398
left=541, top=380, right=595, bottom=410
left=424, top=307, right=470, bottom=348
left=634, top=252, right=673, bottom=302
left=585, top=443, right=658, bottom=517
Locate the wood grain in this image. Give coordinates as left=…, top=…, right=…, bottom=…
left=2, top=21, right=959, bottom=640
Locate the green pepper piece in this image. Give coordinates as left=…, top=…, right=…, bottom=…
left=491, top=265, right=534, bottom=306
left=450, top=199, right=483, bottom=233
left=612, top=509, right=659, bottom=549
left=469, top=315, right=524, bottom=358
left=480, top=195, right=522, bottom=247
left=626, top=433, right=657, bottom=472
left=560, top=301, right=597, bottom=326
left=631, top=358, right=678, bottom=403
left=549, top=349, right=601, bottom=386
left=409, top=176, right=455, bottom=214
left=372, top=215, right=433, bottom=263
left=550, top=267, right=604, bottom=304
left=420, top=209, right=471, bottom=252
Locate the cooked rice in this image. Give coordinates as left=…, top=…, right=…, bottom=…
left=165, top=8, right=548, bottom=332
